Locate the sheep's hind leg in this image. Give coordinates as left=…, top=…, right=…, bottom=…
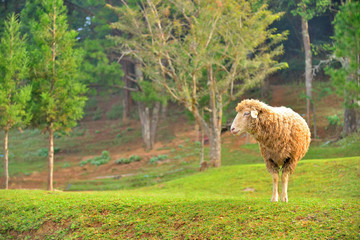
left=281, top=158, right=293, bottom=202
left=266, top=159, right=280, bottom=202
left=271, top=172, right=279, bottom=202
left=281, top=172, right=289, bottom=202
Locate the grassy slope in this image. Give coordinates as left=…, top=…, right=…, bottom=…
left=1, top=157, right=359, bottom=239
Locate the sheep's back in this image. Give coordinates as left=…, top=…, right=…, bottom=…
left=257, top=106, right=311, bottom=165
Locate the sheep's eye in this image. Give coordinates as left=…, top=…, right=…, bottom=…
left=243, top=112, right=250, bottom=116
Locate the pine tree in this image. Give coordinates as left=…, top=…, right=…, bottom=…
left=0, top=14, right=32, bottom=189
left=326, top=1, right=360, bottom=136
left=28, top=0, right=87, bottom=191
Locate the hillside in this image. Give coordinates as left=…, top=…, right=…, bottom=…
left=1, top=157, right=359, bottom=238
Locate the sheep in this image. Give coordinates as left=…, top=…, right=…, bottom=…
left=230, top=99, right=311, bottom=202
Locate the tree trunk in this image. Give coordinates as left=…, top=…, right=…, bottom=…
left=342, top=57, right=357, bottom=136
left=48, top=123, right=54, bottom=191
left=3, top=129, right=9, bottom=189
left=209, top=128, right=221, bottom=168
left=135, top=62, right=152, bottom=150
left=195, top=122, right=200, bottom=141
left=138, top=102, right=151, bottom=150
left=188, top=104, right=221, bottom=168
left=123, top=88, right=129, bottom=122
left=312, top=103, right=317, bottom=138
left=343, top=99, right=357, bottom=136
left=301, top=16, right=313, bottom=127
left=134, top=61, right=161, bottom=150
left=122, top=61, right=132, bottom=122
left=138, top=101, right=161, bottom=150
left=199, top=123, right=206, bottom=171
left=208, top=65, right=222, bottom=168
left=150, top=102, right=161, bottom=149
left=161, top=102, right=167, bottom=119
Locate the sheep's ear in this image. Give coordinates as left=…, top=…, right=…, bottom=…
left=251, top=110, right=258, bottom=119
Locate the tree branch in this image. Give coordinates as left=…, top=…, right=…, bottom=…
left=123, top=86, right=140, bottom=92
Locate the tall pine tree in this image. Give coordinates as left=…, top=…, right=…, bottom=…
left=28, top=0, right=87, bottom=191
left=327, top=1, right=360, bottom=136
left=0, top=14, right=32, bottom=189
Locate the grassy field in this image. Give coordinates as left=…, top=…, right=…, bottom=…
left=1, top=156, right=359, bottom=239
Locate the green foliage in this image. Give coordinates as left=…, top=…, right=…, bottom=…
left=80, top=39, right=123, bottom=88
left=129, top=155, right=142, bottom=162
left=291, top=0, right=330, bottom=20
left=115, top=155, right=142, bottom=165
left=150, top=155, right=169, bottom=164
left=65, top=1, right=124, bottom=92
left=37, top=147, right=61, bottom=157
left=313, top=83, right=333, bottom=101
left=326, top=114, right=341, bottom=127
left=115, top=157, right=130, bottom=164
left=92, top=108, right=103, bottom=121
left=131, top=81, right=168, bottom=108
left=84, top=97, right=98, bottom=111
left=326, top=2, right=360, bottom=107
left=106, top=104, right=123, bottom=120
left=0, top=1, right=27, bottom=33
left=80, top=151, right=111, bottom=166
left=126, top=127, right=134, bottom=132
left=62, top=162, right=70, bottom=168
left=71, top=128, right=86, bottom=137
left=0, top=14, right=32, bottom=130
left=28, top=0, right=87, bottom=133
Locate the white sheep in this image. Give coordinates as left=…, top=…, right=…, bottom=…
left=230, top=99, right=311, bottom=202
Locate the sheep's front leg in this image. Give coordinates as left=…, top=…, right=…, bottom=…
left=281, top=172, right=289, bottom=202
left=271, top=172, right=279, bottom=202
left=265, top=158, right=280, bottom=202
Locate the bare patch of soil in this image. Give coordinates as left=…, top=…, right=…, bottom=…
left=8, top=219, right=73, bottom=239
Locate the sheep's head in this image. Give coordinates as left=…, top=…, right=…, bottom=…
left=230, top=99, right=263, bottom=135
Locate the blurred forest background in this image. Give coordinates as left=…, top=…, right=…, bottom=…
left=0, top=0, right=359, bottom=191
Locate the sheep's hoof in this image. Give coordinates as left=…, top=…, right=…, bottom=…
left=281, top=194, right=288, bottom=202
left=271, top=195, right=279, bottom=202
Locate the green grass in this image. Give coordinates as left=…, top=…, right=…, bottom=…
left=222, top=144, right=263, bottom=166
left=1, top=157, right=359, bottom=239
left=0, top=124, right=144, bottom=177
left=222, top=134, right=360, bottom=166
left=66, top=135, right=360, bottom=191
left=0, top=129, right=84, bottom=177
left=66, top=162, right=198, bottom=191
left=305, top=134, right=360, bottom=159
left=0, top=129, right=48, bottom=176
